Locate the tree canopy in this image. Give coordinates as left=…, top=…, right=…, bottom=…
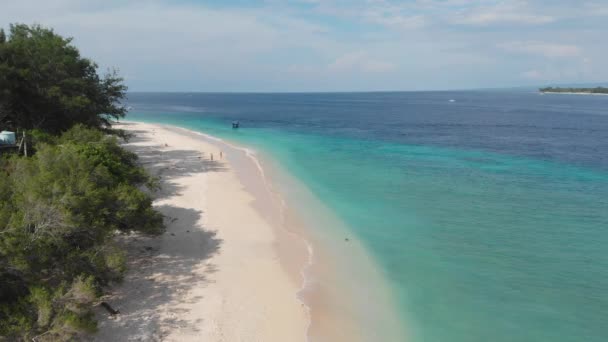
left=539, top=86, right=608, bottom=94
left=0, top=24, right=126, bottom=133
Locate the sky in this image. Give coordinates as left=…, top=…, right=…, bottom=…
left=1, top=0, right=607, bottom=92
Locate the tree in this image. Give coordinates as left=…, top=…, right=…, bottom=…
left=0, top=24, right=127, bottom=133
left=0, top=25, right=164, bottom=340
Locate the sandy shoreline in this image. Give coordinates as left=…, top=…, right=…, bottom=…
left=94, top=122, right=309, bottom=341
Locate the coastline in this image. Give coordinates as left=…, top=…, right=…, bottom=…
left=540, top=91, right=608, bottom=96
left=167, top=124, right=407, bottom=341
left=94, top=122, right=309, bottom=341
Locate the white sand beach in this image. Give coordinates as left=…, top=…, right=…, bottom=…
left=94, top=122, right=309, bottom=341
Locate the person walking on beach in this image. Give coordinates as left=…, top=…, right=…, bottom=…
left=211, top=153, right=214, bottom=161
left=220, top=151, right=223, bottom=159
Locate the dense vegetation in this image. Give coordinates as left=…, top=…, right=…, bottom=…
left=0, top=24, right=126, bottom=133
left=539, top=86, right=608, bottom=94
left=0, top=25, right=165, bottom=341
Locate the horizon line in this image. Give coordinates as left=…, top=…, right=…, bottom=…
left=126, top=83, right=607, bottom=94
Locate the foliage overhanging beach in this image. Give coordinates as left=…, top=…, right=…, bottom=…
left=0, top=24, right=165, bottom=340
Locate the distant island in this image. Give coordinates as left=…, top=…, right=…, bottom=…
left=539, top=86, right=608, bottom=95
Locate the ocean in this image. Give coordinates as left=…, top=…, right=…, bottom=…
left=125, top=90, right=608, bottom=342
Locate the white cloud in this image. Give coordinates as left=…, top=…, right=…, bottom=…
left=583, top=2, right=608, bottom=16
left=1, top=0, right=606, bottom=91
left=328, top=52, right=396, bottom=73
left=521, top=69, right=544, bottom=80
left=452, top=1, right=555, bottom=26
left=285, top=64, right=319, bottom=75
left=366, top=13, right=427, bottom=30
left=498, top=41, right=582, bottom=58
left=519, top=67, right=579, bottom=82
left=361, top=60, right=397, bottom=73
left=455, top=11, right=554, bottom=25
left=0, top=1, right=346, bottom=87
left=519, top=55, right=599, bottom=83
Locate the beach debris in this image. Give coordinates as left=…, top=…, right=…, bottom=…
left=187, top=230, right=190, bottom=233
left=170, top=233, right=175, bottom=236
left=100, top=301, right=120, bottom=315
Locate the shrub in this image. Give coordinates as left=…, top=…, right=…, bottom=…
left=0, top=127, right=164, bottom=340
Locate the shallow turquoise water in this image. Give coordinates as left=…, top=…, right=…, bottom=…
left=126, top=91, right=608, bottom=341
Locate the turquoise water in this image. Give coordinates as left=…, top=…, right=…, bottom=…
left=126, top=91, right=608, bottom=341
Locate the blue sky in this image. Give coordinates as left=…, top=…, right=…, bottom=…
left=1, top=0, right=607, bottom=91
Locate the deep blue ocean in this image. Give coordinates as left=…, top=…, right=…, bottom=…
left=126, top=91, right=608, bottom=342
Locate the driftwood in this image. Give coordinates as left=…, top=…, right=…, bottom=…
left=100, top=301, right=120, bottom=315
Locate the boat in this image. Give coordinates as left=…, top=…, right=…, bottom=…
left=232, top=121, right=240, bottom=129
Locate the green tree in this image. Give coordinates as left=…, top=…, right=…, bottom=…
left=0, top=24, right=126, bottom=133
left=0, top=24, right=164, bottom=340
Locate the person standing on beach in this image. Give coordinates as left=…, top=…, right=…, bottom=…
left=220, top=151, right=223, bottom=159
left=211, top=153, right=214, bottom=161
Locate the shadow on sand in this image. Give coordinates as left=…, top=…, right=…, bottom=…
left=94, top=126, right=225, bottom=340
left=126, top=128, right=228, bottom=198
